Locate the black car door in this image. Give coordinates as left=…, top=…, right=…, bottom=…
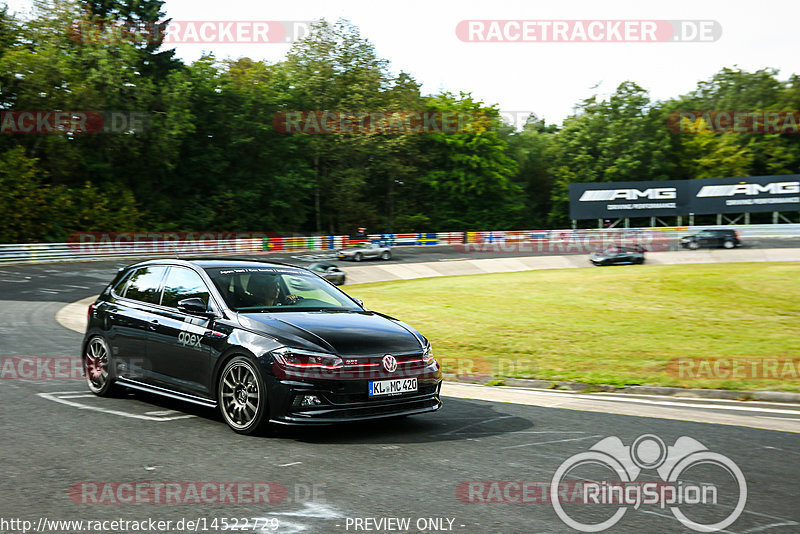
left=146, top=266, right=218, bottom=398
left=609, top=249, right=627, bottom=264
left=110, top=266, right=168, bottom=382
left=697, top=231, right=714, bottom=247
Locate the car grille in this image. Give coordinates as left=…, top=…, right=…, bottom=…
left=339, top=352, right=427, bottom=379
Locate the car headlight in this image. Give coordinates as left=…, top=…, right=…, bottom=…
left=423, top=344, right=436, bottom=366
left=273, top=347, right=343, bottom=370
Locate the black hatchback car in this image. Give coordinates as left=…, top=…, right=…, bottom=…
left=82, top=259, right=442, bottom=434
left=680, top=229, right=741, bottom=249
left=589, top=245, right=645, bottom=266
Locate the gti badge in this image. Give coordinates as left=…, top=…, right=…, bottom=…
left=382, top=354, right=397, bottom=373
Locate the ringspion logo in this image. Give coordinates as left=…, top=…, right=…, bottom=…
left=551, top=434, right=746, bottom=532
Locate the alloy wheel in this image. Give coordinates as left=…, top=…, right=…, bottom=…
left=85, top=337, right=110, bottom=394
left=220, top=361, right=261, bottom=430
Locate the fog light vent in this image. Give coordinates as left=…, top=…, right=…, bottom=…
left=293, top=395, right=323, bottom=407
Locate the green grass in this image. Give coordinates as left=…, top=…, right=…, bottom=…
left=346, top=262, right=800, bottom=392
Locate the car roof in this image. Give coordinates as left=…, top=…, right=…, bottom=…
left=125, top=258, right=308, bottom=272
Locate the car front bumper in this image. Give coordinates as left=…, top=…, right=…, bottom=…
left=266, top=373, right=443, bottom=424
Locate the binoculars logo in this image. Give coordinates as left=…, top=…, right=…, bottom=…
left=551, top=434, right=747, bottom=532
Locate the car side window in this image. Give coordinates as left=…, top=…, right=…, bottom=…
left=111, top=271, right=133, bottom=296
left=123, top=266, right=167, bottom=304
left=161, top=267, right=211, bottom=309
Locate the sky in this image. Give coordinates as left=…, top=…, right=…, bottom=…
left=4, top=0, right=799, bottom=126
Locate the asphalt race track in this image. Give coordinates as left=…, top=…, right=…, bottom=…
left=1, top=245, right=799, bottom=533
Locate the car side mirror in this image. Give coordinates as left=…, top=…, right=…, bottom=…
left=177, top=297, right=215, bottom=317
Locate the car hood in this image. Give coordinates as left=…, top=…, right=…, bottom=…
left=237, top=310, right=425, bottom=356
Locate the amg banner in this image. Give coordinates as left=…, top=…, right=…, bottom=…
left=689, top=175, right=800, bottom=214
left=569, top=180, right=689, bottom=219
left=569, top=175, right=800, bottom=219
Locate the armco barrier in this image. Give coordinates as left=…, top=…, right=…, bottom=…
left=0, top=225, right=799, bottom=265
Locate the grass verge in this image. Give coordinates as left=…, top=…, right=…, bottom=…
left=346, top=262, right=800, bottom=392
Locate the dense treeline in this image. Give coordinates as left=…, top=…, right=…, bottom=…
left=1, top=0, right=800, bottom=242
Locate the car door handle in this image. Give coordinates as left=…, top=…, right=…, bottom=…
left=149, top=319, right=159, bottom=331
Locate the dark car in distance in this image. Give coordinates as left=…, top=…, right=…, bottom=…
left=82, top=259, right=442, bottom=434
left=308, top=262, right=346, bottom=285
left=590, top=245, right=645, bottom=266
left=680, top=229, right=741, bottom=249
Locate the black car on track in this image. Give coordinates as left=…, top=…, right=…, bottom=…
left=680, top=229, right=741, bottom=249
left=82, top=259, right=442, bottom=434
left=589, top=245, right=645, bottom=266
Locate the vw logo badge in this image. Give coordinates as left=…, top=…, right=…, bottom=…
left=382, top=354, right=398, bottom=373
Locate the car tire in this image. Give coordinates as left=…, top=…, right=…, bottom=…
left=218, top=356, right=270, bottom=435
left=688, top=241, right=700, bottom=250
left=723, top=240, right=735, bottom=249
left=84, top=335, right=117, bottom=397
left=380, top=251, right=391, bottom=260
left=354, top=252, right=363, bottom=262
left=636, top=257, right=645, bottom=264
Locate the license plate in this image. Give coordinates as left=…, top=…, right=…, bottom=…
left=369, top=378, right=418, bottom=397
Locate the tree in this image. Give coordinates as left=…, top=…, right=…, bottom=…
left=547, top=82, right=678, bottom=225
left=506, top=117, right=558, bottom=228
left=414, top=93, right=523, bottom=230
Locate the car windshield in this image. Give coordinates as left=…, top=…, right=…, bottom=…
left=204, top=266, right=360, bottom=312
